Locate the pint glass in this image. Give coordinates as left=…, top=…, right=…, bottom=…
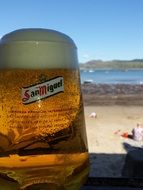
left=0, top=29, right=89, bottom=190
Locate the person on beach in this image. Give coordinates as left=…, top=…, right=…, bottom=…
left=132, top=123, right=143, bottom=141
left=89, top=112, right=97, bottom=118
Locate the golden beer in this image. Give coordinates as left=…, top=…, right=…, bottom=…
left=0, top=29, right=89, bottom=190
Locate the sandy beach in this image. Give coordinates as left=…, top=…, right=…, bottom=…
left=84, top=105, right=143, bottom=177
left=82, top=84, right=143, bottom=177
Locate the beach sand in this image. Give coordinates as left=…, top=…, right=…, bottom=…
left=84, top=105, right=143, bottom=177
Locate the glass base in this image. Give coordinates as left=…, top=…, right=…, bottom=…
left=24, top=183, right=63, bottom=190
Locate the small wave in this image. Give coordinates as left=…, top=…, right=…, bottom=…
left=89, top=70, right=94, bottom=73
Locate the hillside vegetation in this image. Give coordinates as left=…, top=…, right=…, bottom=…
left=79, top=59, right=143, bottom=70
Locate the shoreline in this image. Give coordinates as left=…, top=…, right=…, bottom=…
left=80, top=68, right=143, bottom=71
left=82, top=83, right=143, bottom=105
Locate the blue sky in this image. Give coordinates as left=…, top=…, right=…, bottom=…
left=1, top=0, right=143, bottom=62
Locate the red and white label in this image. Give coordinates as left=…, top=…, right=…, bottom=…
left=22, top=76, right=64, bottom=104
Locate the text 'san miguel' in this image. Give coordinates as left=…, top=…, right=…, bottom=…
left=22, top=76, right=64, bottom=104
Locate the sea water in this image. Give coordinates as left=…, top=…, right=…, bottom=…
left=80, top=69, right=143, bottom=84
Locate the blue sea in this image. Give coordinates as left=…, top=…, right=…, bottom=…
left=80, top=69, right=143, bottom=84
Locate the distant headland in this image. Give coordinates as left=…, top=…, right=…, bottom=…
left=79, top=59, right=143, bottom=70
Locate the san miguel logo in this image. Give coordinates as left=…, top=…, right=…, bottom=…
left=22, top=76, right=64, bottom=104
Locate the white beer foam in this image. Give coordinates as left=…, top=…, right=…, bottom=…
left=0, top=29, right=79, bottom=69
left=0, top=60, right=79, bottom=69
left=0, top=43, right=79, bottom=69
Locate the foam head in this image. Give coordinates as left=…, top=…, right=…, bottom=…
left=0, top=28, right=78, bottom=69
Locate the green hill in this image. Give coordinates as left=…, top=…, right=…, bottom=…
left=79, top=59, right=143, bottom=70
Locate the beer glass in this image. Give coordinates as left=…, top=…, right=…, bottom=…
left=0, top=29, right=89, bottom=190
